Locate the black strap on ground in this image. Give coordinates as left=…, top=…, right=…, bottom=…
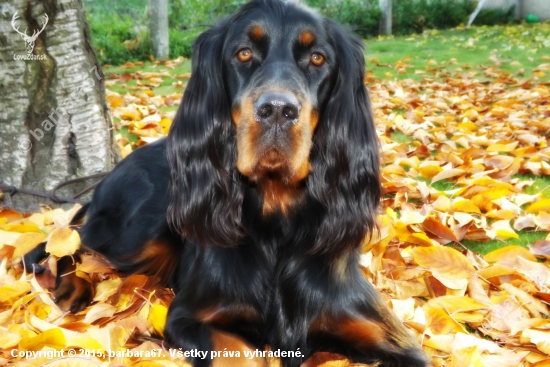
left=0, top=172, right=109, bottom=205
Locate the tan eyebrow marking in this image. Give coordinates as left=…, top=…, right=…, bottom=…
left=249, top=25, right=264, bottom=41
left=299, top=30, right=315, bottom=46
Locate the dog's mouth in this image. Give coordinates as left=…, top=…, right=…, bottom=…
left=258, top=148, right=286, bottom=171
left=253, top=147, right=290, bottom=182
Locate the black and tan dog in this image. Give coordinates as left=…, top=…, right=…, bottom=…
left=26, top=0, right=428, bottom=366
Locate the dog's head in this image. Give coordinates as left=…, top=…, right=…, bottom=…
left=225, top=3, right=332, bottom=186
left=167, top=0, right=380, bottom=253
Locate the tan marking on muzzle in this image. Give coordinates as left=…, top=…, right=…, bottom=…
left=288, top=104, right=318, bottom=184
left=235, top=97, right=261, bottom=178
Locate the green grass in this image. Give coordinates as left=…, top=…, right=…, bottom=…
left=514, top=174, right=550, bottom=198
left=390, top=131, right=415, bottom=144
left=417, top=174, right=550, bottom=201
left=365, top=23, right=550, bottom=81
left=103, top=60, right=191, bottom=77
left=118, top=126, right=139, bottom=144
left=415, top=177, right=458, bottom=192
left=461, top=230, right=548, bottom=255
left=159, top=105, right=180, bottom=114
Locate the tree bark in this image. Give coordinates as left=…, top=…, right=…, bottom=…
left=0, top=0, right=120, bottom=211
left=379, top=0, right=392, bottom=35
left=148, top=0, right=169, bottom=60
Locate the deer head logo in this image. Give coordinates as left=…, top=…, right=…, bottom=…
left=11, top=12, right=49, bottom=55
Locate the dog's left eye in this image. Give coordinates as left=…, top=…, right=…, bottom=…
left=310, top=53, right=325, bottom=66
left=237, top=48, right=253, bottom=62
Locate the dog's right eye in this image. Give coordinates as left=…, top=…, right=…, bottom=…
left=310, top=52, right=325, bottom=66
left=237, top=48, right=253, bottom=62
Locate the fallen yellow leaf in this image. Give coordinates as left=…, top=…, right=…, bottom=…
left=452, top=200, right=481, bottom=214
left=46, top=227, right=80, bottom=257
left=93, top=278, right=122, bottom=303
left=150, top=303, right=168, bottom=337
left=413, top=246, right=475, bottom=279
left=426, top=296, right=489, bottom=314
left=13, top=232, right=47, bottom=259
left=19, top=327, right=66, bottom=351
left=0, top=281, right=31, bottom=305
left=431, top=168, right=464, bottom=184
left=485, top=245, right=537, bottom=263
left=486, top=141, right=519, bottom=153
left=425, top=307, right=464, bottom=334
left=526, top=198, right=550, bottom=214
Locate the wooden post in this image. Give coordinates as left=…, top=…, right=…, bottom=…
left=379, top=0, right=392, bottom=35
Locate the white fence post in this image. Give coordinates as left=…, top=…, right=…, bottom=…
left=467, top=0, right=488, bottom=26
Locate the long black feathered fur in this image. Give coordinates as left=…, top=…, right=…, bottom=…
left=167, top=24, right=244, bottom=247
left=307, top=18, right=381, bottom=255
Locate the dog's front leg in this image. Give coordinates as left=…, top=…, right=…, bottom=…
left=164, top=292, right=269, bottom=367
left=305, top=261, right=429, bottom=367
left=164, top=293, right=215, bottom=367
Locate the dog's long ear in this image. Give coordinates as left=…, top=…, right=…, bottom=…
left=308, top=20, right=381, bottom=255
left=167, top=23, right=243, bottom=247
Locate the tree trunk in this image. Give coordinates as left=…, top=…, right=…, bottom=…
left=379, top=0, right=392, bottom=35
left=0, top=0, right=120, bottom=211
left=148, top=0, right=169, bottom=60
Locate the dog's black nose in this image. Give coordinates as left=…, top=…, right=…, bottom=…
left=254, top=91, right=300, bottom=126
